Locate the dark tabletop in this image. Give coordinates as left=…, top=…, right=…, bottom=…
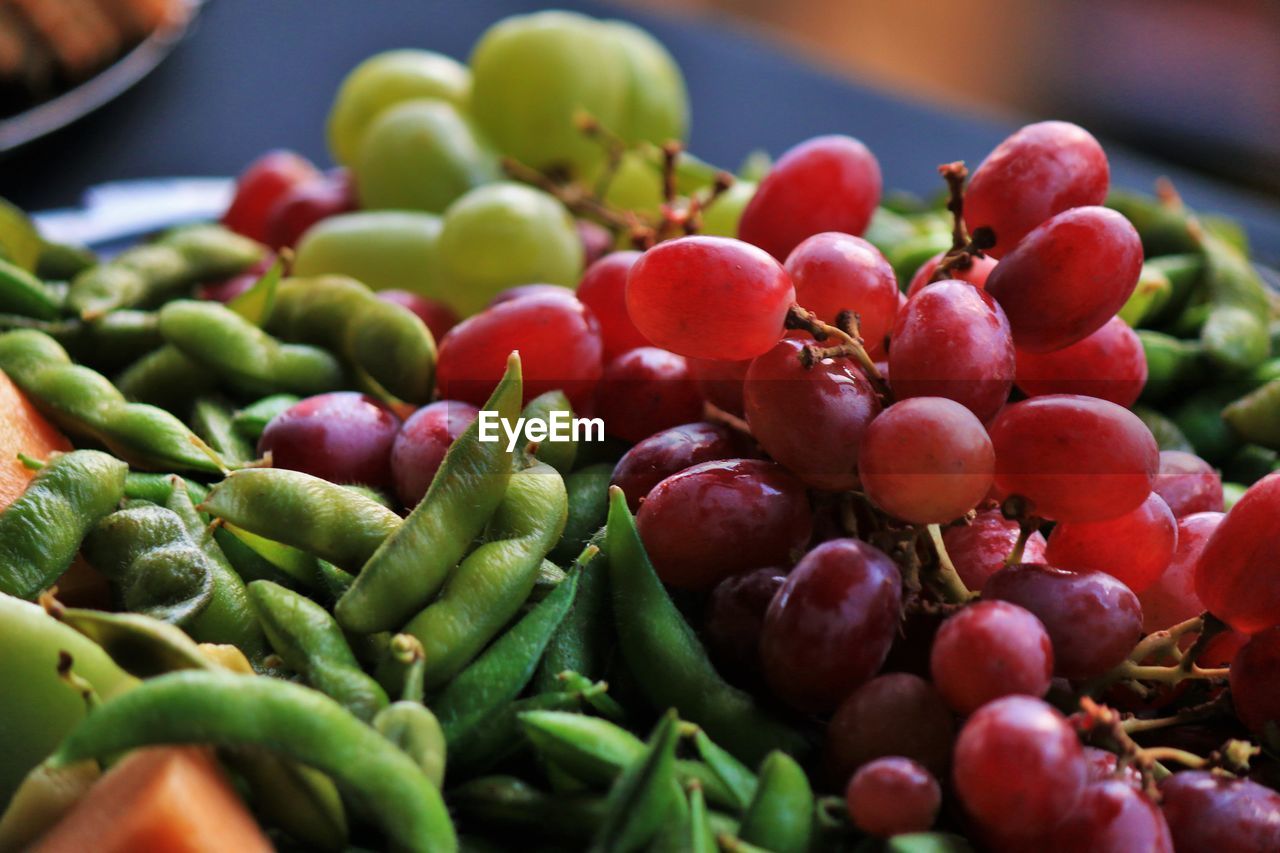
left=3, top=0, right=1280, bottom=262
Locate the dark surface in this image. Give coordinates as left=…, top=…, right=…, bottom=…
left=3, top=0, right=1279, bottom=261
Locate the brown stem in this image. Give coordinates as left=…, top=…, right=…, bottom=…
left=784, top=304, right=892, bottom=401
left=929, top=161, right=999, bottom=282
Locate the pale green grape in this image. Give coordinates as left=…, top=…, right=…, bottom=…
left=327, top=49, right=471, bottom=166
left=603, top=20, right=689, bottom=144
left=438, top=182, right=583, bottom=315
left=293, top=211, right=446, bottom=299
left=602, top=151, right=665, bottom=218
left=355, top=100, right=499, bottom=213
left=701, top=180, right=756, bottom=238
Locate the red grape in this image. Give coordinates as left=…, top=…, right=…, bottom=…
left=1046, top=492, right=1178, bottom=595
left=576, top=219, right=612, bottom=267
left=760, top=538, right=902, bottom=712
left=845, top=757, right=940, bottom=837
left=636, top=459, right=811, bottom=591
left=1154, top=450, right=1224, bottom=517
left=1194, top=471, right=1280, bottom=634
left=1015, top=316, right=1148, bottom=408
left=610, top=422, right=743, bottom=511
left=596, top=347, right=703, bottom=443
left=983, top=563, right=1143, bottom=679
left=888, top=279, right=1015, bottom=423
left=1045, top=779, right=1173, bottom=853
left=988, top=394, right=1158, bottom=522
left=688, top=356, right=751, bottom=417
left=906, top=251, right=997, bottom=297
left=626, top=236, right=794, bottom=361
left=1230, top=627, right=1280, bottom=738
left=858, top=397, right=995, bottom=524
left=488, top=283, right=572, bottom=306
left=826, top=673, right=955, bottom=780
left=376, top=290, right=460, bottom=342
left=264, top=174, right=355, bottom=250
left=576, top=251, right=648, bottom=361
left=223, top=150, right=322, bottom=243
left=963, top=121, right=1110, bottom=258
left=952, top=695, right=1086, bottom=838
left=1082, top=746, right=1144, bottom=789
left=1199, top=627, right=1250, bottom=668
left=738, top=135, right=881, bottom=261
left=984, top=206, right=1143, bottom=352
left=943, top=508, right=1048, bottom=591
left=390, top=400, right=479, bottom=506
left=744, top=337, right=881, bottom=491
left=1159, top=771, right=1280, bottom=853
left=929, top=600, right=1054, bottom=714
left=435, top=292, right=603, bottom=408
left=1139, top=511, right=1223, bottom=633
left=784, top=233, right=898, bottom=357
left=704, top=566, right=787, bottom=680
left=259, top=392, right=401, bottom=488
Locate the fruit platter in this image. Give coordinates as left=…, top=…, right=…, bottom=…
left=2, top=8, right=1280, bottom=852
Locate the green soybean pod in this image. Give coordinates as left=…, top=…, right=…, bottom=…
left=0, top=256, right=61, bottom=319
left=1144, top=253, right=1204, bottom=326
left=232, top=393, right=300, bottom=441
left=550, top=463, right=610, bottom=563
left=534, top=534, right=610, bottom=690
left=220, top=523, right=321, bottom=590
left=190, top=397, right=255, bottom=465
left=158, top=300, right=346, bottom=396
left=403, top=460, right=568, bottom=688
left=519, top=390, right=577, bottom=474
left=1131, top=406, right=1194, bottom=454
left=373, top=635, right=446, bottom=788
left=1200, top=235, right=1272, bottom=372
left=336, top=353, right=523, bottom=634
left=247, top=580, right=388, bottom=722
left=593, top=711, right=684, bottom=852
left=1224, top=380, right=1280, bottom=450
left=1105, top=190, right=1203, bottom=257
left=123, top=472, right=208, bottom=505
left=0, top=450, right=127, bottom=599
left=736, top=751, right=814, bottom=853
left=0, top=330, right=224, bottom=472
left=47, top=670, right=457, bottom=853
left=1137, top=330, right=1204, bottom=403
left=115, top=345, right=217, bottom=413
left=604, top=488, right=808, bottom=766
left=447, top=689, right=589, bottom=777
left=201, top=468, right=402, bottom=570
left=450, top=775, right=606, bottom=842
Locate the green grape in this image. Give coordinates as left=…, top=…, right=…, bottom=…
left=327, top=49, right=471, bottom=166
left=355, top=100, right=500, bottom=213
left=602, top=151, right=665, bottom=218
left=701, top=180, right=756, bottom=238
left=603, top=19, right=688, bottom=144
left=293, top=211, right=446, bottom=299
left=438, top=182, right=583, bottom=315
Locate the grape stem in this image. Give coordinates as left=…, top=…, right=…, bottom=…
left=1125, top=614, right=1205, bottom=664
left=929, top=161, right=995, bottom=282
left=1120, top=694, right=1231, bottom=735
left=924, top=523, right=975, bottom=604
left=784, top=304, right=892, bottom=401
left=999, top=495, right=1039, bottom=568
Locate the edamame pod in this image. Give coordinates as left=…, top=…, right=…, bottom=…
left=373, top=636, right=446, bottom=788
left=593, top=711, right=683, bottom=852
left=0, top=330, right=224, bottom=472
left=0, top=450, right=126, bottom=599
left=0, top=256, right=60, bottom=319
left=115, top=345, right=216, bottom=413
left=550, top=463, right=610, bottom=563
left=47, top=670, right=458, bottom=853
left=1200, top=234, right=1271, bottom=372
left=535, top=532, right=610, bottom=689
left=736, top=751, right=814, bottom=853
left=232, top=393, right=299, bottom=441
left=519, top=390, right=577, bottom=474
left=1224, top=380, right=1280, bottom=450
left=190, top=397, right=256, bottom=465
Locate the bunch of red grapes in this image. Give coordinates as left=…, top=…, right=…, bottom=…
left=221, top=121, right=1280, bottom=850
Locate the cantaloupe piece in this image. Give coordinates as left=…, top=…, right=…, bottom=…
left=0, top=368, right=71, bottom=512
left=33, top=747, right=273, bottom=853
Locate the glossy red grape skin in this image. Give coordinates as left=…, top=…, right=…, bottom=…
left=264, top=174, right=354, bottom=250
left=259, top=392, right=401, bottom=489
left=1139, top=512, right=1223, bottom=633
left=704, top=567, right=787, bottom=680
left=744, top=337, right=881, bottom=491
left=963, top=121, right=1110, bottom=258
left=435, top=292, right=603, bottom=408
left=983, top=563, right=1143, bottom=679
left=609, top=422, right=743, bottom=511
left=845, top=757, right=941, bottom=837
left=223, top=150, right=322, bottom=243
left=1046, top=492, right=1178, bottom=595
left=688, top=356, right=751, bottom=417
left=952, top=696, right=1087, bottom=838
left=626, top=236, right=795, bottom=361
left=1046, top=779, right=1173, bottom=853
left=826, top=673, right=955, bottom=781
left=988, top=394, right=1159, bottom=522
left=575, top=251, right=648, bottom=361
left=376, top=290, right=460, bottom=343
left=1194, top=471, right=1280, bottom=634
left=930, top=600, right=1054, bottom=714
left=1159, top=771, right=1280, bottom=853
left=1082, top=746, right=1144, bottom=790
left=1015, top=316, right=1148, bottom=408
left=1154, top=450, right=1224, bottom=518
left=888, top=280, right=1016, bottom=423
left=760, top=538, right=902, bottom=712
left=858, top=397, right=995, bottom=524
left=943, top=508, right=1047, bottom=591
left=738, top=135, right=882, bottom=261
left=984, top=206, right=1143, bottom=352
left=906, top=251, right=997, bottom=297
left=596, top=347, right=703, bottom=444
left=389, top=400, right=479, bottom=507
left=636, top=459, right=811, bottom=591
left=1230, top=627, right=1280, bottom=737
left=784, top=233, right=898, bottom=357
